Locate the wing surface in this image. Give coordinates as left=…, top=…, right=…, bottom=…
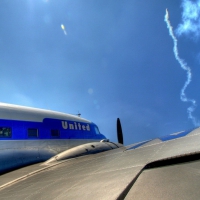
left=0, top=128, right=200, bottom=199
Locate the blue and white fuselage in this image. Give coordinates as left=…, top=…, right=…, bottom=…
left=0, top=103, right=106, bottom=173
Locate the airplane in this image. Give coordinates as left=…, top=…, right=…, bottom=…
left=0, top=102, right=200, bottom=199
left=0, top=102, right=119, bottom=173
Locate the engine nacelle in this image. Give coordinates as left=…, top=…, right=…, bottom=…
left=44, top=141, right=123, bottom=164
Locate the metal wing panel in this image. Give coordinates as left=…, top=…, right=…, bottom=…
left=124, top=160, right=200, bottom=200
left=0, top=130, right=200, bottom=199
left=0, top=152, right=144, bottom=200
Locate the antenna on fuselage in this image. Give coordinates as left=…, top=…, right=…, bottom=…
left=77, top=111, right=81, bottom=117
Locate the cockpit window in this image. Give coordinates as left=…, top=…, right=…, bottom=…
left=94, top=126, right=100, bottom=134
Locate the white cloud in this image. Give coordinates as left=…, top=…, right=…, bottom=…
left=176, top=0, right=200, bottom=38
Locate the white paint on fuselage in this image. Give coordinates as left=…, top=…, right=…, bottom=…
left=0, top=103, right=90, bottom=123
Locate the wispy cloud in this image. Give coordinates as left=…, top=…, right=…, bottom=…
left=176, top=0, right=200, bottom=38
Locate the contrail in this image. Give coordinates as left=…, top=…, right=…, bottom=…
left=164, top=9, right=199, bottom=126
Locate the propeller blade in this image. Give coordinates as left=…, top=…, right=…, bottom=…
left=117, top=118, right=123, bottom=144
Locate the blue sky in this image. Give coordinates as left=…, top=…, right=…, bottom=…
left=0, top=0, right=200, bottom=144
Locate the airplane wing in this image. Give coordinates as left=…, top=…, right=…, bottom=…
left=0, top=128, right=200, bottom=199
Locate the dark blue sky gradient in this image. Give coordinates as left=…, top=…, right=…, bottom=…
left=0, top=0, right=200, bottom=144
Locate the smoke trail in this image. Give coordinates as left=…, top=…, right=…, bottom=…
left=164, top=9, right=199, bottom=126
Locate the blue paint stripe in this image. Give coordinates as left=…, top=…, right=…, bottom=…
left=0, top=118, right=106, bottom=140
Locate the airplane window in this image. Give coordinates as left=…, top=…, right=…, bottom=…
left=94, top=126, right=100, bottom=135
left=51, top=129, right=60, bottom=137
left=28, top=128, right=38, bottom=138
left=0, top=127, right=12, bottom=138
